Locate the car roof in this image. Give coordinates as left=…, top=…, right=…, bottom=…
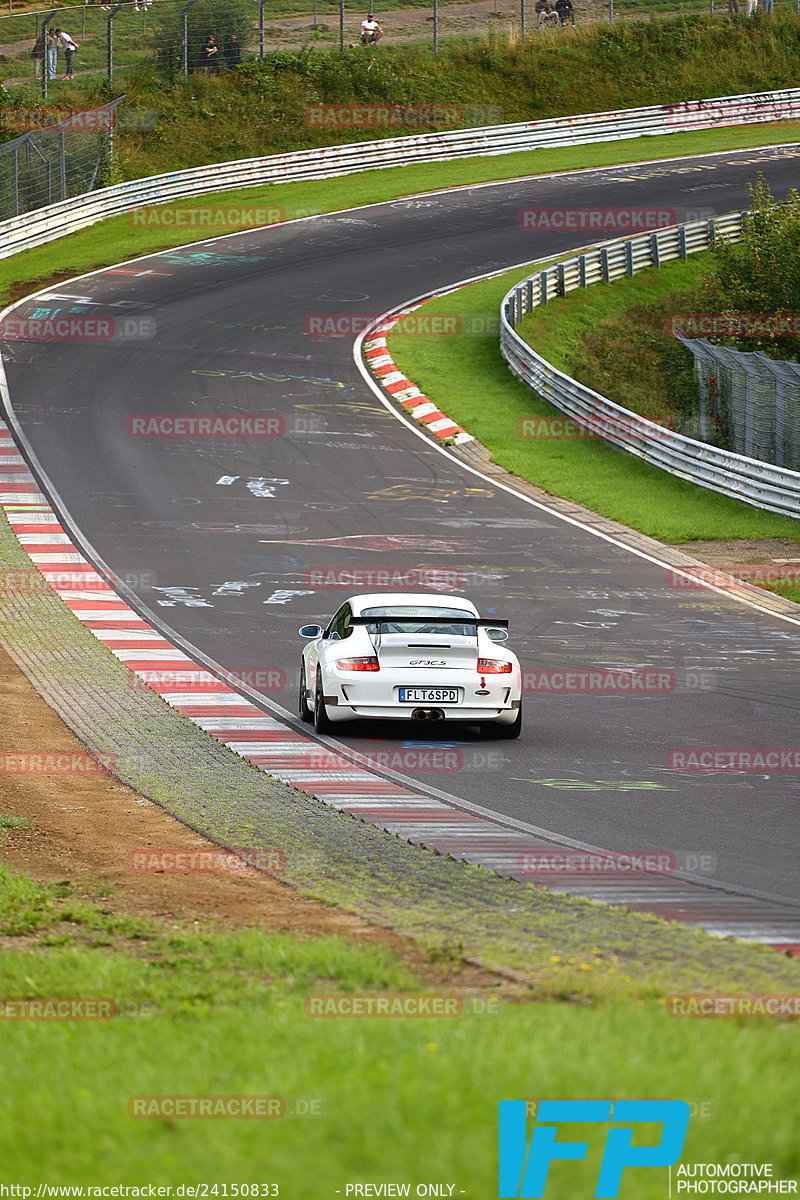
left=347, top=593, right=480, bottom=616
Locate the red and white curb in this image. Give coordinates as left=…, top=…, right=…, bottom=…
left=363, top=303, right=474, bottom=445
left=1, top=418, right=798, bottom=952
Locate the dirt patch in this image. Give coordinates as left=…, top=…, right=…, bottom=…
left=669, top=538, right=800, bottom=567
left=0, top=639, right=501, bottom=990
left=2, top=271, right=92, bottom=309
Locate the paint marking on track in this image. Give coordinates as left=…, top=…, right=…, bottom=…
left=0, top=416, right=796, bottom=943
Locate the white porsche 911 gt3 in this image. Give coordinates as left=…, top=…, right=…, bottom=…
left=298, top=592, right=522, bottom=738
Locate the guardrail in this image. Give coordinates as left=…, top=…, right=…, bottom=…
left=1, top=86, right=800, bottom=259
left=500, top=213, right=800, bottom=517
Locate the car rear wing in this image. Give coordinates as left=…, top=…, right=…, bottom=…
left=350, top=616, right=508, bottom=628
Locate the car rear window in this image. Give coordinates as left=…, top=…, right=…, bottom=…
left=361, top=606, right=477, bottom=637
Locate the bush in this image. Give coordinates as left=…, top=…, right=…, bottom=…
left=698, top=175, right=800, bottom=360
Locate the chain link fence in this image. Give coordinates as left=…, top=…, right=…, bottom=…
left=681, top=337, right=800, bottom=470
left=0, top=95, right=120, bottom=218
left=0, top=0, right=758, bottom=87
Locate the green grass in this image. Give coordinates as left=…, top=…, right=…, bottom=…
left=0, top=4, right=779, bottom=99
left=1, top=47, right=798, bottom=1187
left=6, top=12, right=800, bottom=174
left=0, top=859, right=798, bottom=1190
left=0, top=124, right=798, bottom=550
left=761, top=579, right=800, bottom=601
left=388, top=262, right=800, bottom=543
left=0, top=815, right=29, bottom=833
left=517, top=254, right=706, bottom=420
left=3, top=120, right=800, bottom=307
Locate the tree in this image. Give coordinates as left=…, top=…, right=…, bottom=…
left=698, top=175, right=800, bottom=360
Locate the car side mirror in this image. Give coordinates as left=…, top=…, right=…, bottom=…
left=298, top=624, right=323, bottom=638
left=486, top=627, right=509, bottom=643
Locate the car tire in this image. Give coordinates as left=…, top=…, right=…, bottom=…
left=299, top=663, right=313, bottom=722
left=314, top=669, right=335, bottom=734
left=480, top=704, right=522, bottom=740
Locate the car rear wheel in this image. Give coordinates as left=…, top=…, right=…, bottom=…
left=480, top=704, right=522, bottom=740
left=314, top=670, right=335, bottom=734
left=299, top=663, right=313, bottom=723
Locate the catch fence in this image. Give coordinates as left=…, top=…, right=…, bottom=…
left=0, top=0, right=785, bottom=90
left=681, top=336, right=800, bottom=470
left=0, top=95, right=121, bottom=219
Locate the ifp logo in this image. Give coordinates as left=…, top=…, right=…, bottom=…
left=498, top=1099, right=690, bottom=1198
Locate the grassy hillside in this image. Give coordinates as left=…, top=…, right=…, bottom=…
left=3, top=13, right=800, bottom=176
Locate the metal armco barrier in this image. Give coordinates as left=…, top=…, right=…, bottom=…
left=1, top=87, right=800, bottom=261
left=500, top=213, right=800, bottom=517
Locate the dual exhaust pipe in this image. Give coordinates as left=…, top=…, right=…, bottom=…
left=411, top=708, right=445, bottom=721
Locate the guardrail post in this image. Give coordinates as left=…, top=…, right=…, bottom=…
left=678, top=226, right=687, bottom=259
left=557, top=262, right=566, bottom=296
left=707, top=218, right=716, bottom=249
left=539, top=270, right=548, bottom=306
left=625, top=241, right=634, bottom=276
left=651, top=231, right=660, bottom=268
left=601, top=247, right=609, bottom=283
left=40, top=10, right=56, bottom=102
left=525, top=279, right=533, bottom=313
left=579, top=255, right=587, bottom=288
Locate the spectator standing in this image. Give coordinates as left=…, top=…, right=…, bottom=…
left=46, top=29, right=58, bottom=80
left=554, top=0, right=575, bottom=25
left=745, top=0, right=758, bottom=13
left=726, top=0, right=741, bottom=13
left=58, top=29, right=78, bottom=80
left=199, top=34, right=219, bottom=72
left=31, top=31, right=46, bottom=79
left=360, top=13, right=383, bottom=43
left=224, top=33, right=241, bottom=68
left=761, top=0, right=773, bottom=15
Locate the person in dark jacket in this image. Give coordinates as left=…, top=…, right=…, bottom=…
left=198, top=34, right=219, bottom=72
left=224, top=33, right=241, bottom=68
left=554, top=0, right=575, bottom=25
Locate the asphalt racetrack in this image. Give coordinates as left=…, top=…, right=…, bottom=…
left=3, top=143, right=800, bottom=913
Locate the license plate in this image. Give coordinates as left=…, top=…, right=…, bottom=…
left=398, top=687, right=460, bottom=703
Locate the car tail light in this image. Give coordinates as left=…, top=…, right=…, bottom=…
left=477, top=658, right=512, bottom=674
left=336, top=656, right=380, bottom=671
